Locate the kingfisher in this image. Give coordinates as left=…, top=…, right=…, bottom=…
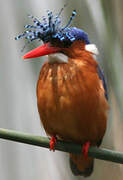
left=15, top=8, right=109, bottom=177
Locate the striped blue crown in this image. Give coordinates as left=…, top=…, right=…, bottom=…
left=15, top=8, right=90, bottom=46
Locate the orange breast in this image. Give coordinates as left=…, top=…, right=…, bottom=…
left=37, top=57, right=109, bottom=144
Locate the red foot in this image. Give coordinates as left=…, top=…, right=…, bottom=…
left=82, top=141, right=90, bottom=159
left=50, top=136, right=56, bottom=151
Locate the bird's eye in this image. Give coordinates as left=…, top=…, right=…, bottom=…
left=50, top=38, right=72, bottom=48
left=36, top=22, right=40, bottom=26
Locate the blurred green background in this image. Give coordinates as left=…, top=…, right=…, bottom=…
left=0, top=0, right=123, bottom=179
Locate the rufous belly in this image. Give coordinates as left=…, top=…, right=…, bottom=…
left=37, top=59, right=109, bottom=145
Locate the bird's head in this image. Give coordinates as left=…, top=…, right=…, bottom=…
left=15, top=8, right=98, bottom=63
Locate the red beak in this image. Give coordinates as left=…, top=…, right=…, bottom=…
left=23, top=43, right=61, bottom=59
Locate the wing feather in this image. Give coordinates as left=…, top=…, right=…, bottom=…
left=97, top=65, right=108, bottom=100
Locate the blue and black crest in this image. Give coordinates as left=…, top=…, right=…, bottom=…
left=15, top=7, right=90, bottom=48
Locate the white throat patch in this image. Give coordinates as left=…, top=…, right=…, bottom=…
left=48, top=53, right=68, bottom=64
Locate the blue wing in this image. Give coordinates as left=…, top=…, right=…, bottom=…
left=97, top=65, right=108, bottom=100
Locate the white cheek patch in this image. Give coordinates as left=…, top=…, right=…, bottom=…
left=85, top=44, right=99, bottom=56
left=48, top=53, right=68, bottom=64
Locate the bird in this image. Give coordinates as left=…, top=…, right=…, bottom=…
left=15, top=7, right=109, bottom=177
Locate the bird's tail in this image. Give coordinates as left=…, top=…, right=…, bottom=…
left=69, top=153, right=94, bottom=177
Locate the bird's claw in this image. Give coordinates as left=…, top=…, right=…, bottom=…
left=82, top=141, right=90, bottom=159
left=50, top=136, right=56, bottom=151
